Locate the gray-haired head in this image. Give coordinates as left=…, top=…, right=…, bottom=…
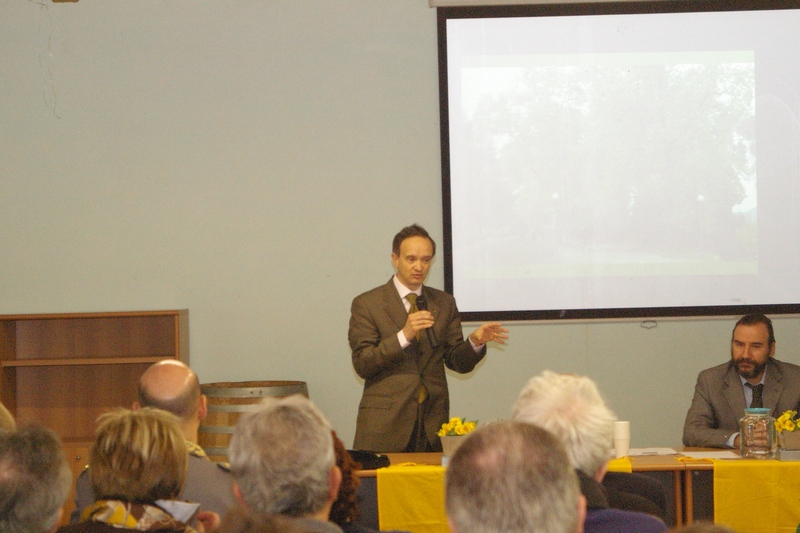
left=0, top=425, right=72, bottom=533
left=446, top=420, right=582, bottom=533
left=512, top=370, right=616, bottom=478
left=228, top=394, right=335, bottom=517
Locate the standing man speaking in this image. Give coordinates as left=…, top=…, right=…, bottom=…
left=349, top=224, right=508, bottom=452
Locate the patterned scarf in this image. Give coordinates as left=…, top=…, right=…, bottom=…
left=80, top=500, right=197, bottom=532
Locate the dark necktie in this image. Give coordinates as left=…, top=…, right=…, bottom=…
left=747, top=383, right=764, bottom=408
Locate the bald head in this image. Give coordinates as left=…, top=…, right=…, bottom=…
left=138, top=360, right=202, bottom=422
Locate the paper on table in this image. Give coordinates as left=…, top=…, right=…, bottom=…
left=679, top=450, right=739, bottom=459
left=628, top=447, right=679, bottom=456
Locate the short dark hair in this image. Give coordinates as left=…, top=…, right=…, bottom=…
left=392, top=224, right=436, bottom=257
left=0, top=425, right=72, bottom=533
left=733, top=314, right=775, bottom=345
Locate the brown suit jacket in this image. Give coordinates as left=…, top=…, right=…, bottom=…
left=349, top=278, right=485, bottom=452
left=682, top=358, right=800, bottom=448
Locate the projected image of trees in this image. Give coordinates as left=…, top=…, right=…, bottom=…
left=457, top=54, right=756, bottom=278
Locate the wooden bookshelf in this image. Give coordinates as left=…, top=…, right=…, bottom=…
left=0, top=310, right=188, bottom=523
left=0, top=310, right=188, bottom=439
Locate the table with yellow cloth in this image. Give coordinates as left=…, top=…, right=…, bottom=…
left=376, top=457, right=633, bottom=533
left=713, top=459, right=800, bottom=533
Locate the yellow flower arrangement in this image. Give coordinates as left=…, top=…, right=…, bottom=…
left=438, top=417, right=478, bottom=437
left=775, top=410, right=799, bottom=433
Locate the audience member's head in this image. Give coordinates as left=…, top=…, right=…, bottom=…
left=329, top=431, right=361, bottom=528
left=0, top=425, right=72, bottom=533
left=446, top=420, right=584, bottom=533
left=89, top=407, right=188, bottom=503
left=512, top=370, right=616, bottom=479
left=228, top=395, right=340, bottom=521
left=136, top=360, right=206, bottom=428
left=0, top=401, right=15, bottom=432
left=218, top=506, right=308, bottom=533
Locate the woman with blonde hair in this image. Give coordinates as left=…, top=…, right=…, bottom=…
left=58, top=408, right=217, bottom=533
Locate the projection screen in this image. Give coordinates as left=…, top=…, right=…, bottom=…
left=438, top=1, right=800, bottom=321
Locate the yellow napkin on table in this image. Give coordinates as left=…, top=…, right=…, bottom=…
left=607, top=457, right=633, bottom=473
left=377, top=464, right=449, bottom=533
left=714, top=459, right=800, bottom=533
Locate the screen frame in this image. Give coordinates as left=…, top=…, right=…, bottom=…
left=437, top=0, right=800, bottom=322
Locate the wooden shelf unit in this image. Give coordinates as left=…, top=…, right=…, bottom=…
left=0, top=309, right=188, bottom=524
left=0, top=310, right=189, bottom=441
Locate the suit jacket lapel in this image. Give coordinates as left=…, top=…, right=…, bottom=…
left=422, top=287, right=439, bottom=326
left=723, top=364, right=746, bottom=420
left=764, top=360, right=784, bottom=414
left=382, top=279, right=408, bottom=332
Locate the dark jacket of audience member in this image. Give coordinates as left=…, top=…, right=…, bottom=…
left=218, top=506, right=308, bottom=533
left=579, top=470, right=666, bottom=533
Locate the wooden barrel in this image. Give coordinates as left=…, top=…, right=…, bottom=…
left=198, top=380, right=309, bottom=462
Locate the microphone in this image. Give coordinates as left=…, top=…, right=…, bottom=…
left=415, top=294, right=439, bottom=349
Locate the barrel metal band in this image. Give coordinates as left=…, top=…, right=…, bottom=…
left=201, top=384, right=308, bottom=398
left=206, top=403, right=266, bottom=413
left=198, top=425, right=236, bottom=434
left=202, top=447, right=229, bottom=456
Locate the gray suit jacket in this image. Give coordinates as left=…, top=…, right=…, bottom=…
left=682, top=358, right=800, bottom=448
left=349, top=279, right=485, bottom=452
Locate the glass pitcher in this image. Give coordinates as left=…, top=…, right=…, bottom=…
left=739, top=407, right=777, bottom=459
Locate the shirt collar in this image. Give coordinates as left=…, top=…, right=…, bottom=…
left=393, top=274, right=422, bottom=300
left=739, top=368, right=767, bottom=387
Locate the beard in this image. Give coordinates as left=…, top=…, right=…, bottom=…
left=734, top=358, right=768, bottom=380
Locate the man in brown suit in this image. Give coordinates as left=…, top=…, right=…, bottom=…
left=349, top=224, right=507, bottom=452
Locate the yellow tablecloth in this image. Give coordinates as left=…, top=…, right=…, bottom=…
left=375, top=458, right=633, bottom=533
left=377, top=464, right=448, bottom=533
left=714, top=459, right=800, bottom=533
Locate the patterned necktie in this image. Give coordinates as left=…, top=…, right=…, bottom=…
left=747, top=383, right=764, bottom=408
left=406, top=293, right=418, bottom=314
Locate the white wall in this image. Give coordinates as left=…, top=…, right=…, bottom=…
left=2, top=0, right=799, bottom=448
